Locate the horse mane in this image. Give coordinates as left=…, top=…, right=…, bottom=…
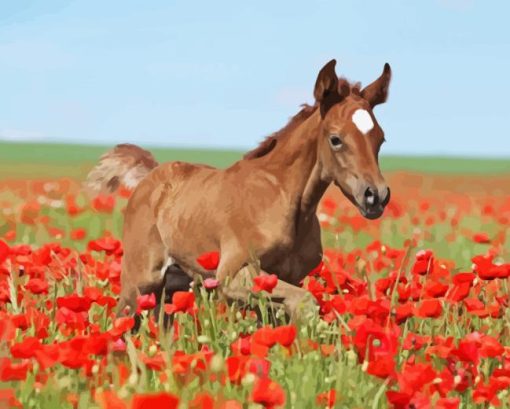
left=244, top=78, right=362, bottom=160
left=244, top=104, right=317, bottom=159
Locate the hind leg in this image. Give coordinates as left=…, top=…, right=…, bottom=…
left=153, top=264, right=193, bottom=327
left=117, top=223, right=168, bottom=317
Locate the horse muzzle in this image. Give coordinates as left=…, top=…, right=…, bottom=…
left=359, top=186, right=391, bottom=220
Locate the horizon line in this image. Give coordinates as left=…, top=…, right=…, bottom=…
left=1, top=139, right=509, bottom=161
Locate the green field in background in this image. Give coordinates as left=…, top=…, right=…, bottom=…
left=1, top=141, right=509, bottom=179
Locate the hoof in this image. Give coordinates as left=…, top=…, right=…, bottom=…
left=284, top=292, right=318, bottom=323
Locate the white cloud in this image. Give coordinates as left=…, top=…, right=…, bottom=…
left=0, top=129, right=46, bottom=141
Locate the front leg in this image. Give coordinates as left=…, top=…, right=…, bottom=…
left=221, top=266, right=318, bottom=323
left=216, top=236, right=320, bottom=322
left=269, top=278, right=318, bottom=322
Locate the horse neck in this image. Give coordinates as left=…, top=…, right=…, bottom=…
left=261, top=109, right=329, bottom=217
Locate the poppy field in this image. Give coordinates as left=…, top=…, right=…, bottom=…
left=0, top=163, right=510, bottom=408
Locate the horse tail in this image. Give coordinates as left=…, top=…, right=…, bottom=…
left=85, top=143, right=159, bottom=195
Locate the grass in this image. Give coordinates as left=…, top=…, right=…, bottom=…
left=380, top=155, right=510, bottom=174
left=0, top=142, right=242, bottom=179
left=0, top=177, right=509, bottom=408
left=0, top=142, right=509, bottom=179
left=1, top=142, right=510, bottom=408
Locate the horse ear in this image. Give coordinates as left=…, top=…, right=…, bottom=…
left=314, top=59, right=343, bottom=117
left=361, top=63, right=392, bottom=108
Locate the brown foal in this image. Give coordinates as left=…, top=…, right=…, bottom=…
left=86, top=59, right=392, bottom=320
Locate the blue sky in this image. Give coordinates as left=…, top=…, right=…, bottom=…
left=0, top=0, right=509, bottom=156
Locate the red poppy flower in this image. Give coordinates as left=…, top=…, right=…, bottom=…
left=131, top=392, right=179, bottom=409
left=352, top=318, right=400, bottom=363
left=273, top=325, right=297, bottom=347
left=172, top=350, right=211, bottom=376
left=464, top=297, right=485, bottom=313
left=452, top=338, right=480, bottom=365
left=109, top=317, right=135, bottom=338
left=416, top=299, right=442, bottom=318
left=329, top=294, right=347, bottom=315
left=0, top=358, right=30, bottom=381
left=189, top=392, right=215, bottom=409
left=453, top=272, right=476, bottom=285
left=97, top=295, right=117, bottom=310
left=65, top=194, right=84, bottom=216
left=95, top=390, right=127, bottom=409
left=386, top=391, right=431, bottom=409
left=0, top=319, right=15, bottom=343
left=86, top=333, right=112, bottom=356
left=366, top=355, right=396, bottom=379
left=0, top=389, right=22, bottom=409
left=402, top=333, right=430, bottom=352
left=10, top=337, right=41, bottom=359
left=472, top=255, right=510, bottom=280
left=397, top=362, right=436, bottom=395
left=395, top=302, right=414, bottom=324
left=56, top=294, right=93, bottom=313
left=226, top=355, right=249, bottom=384
left=472, top=232, right=491, bottom=244
left=55, top=307, right=88, bottom=330
left=436, top=397, right=460, bottom=409
left=251, top=378, right=286, bottom=408
left=196, top=251, right=220, bottom=270
left=230, top=336, right=251, bottom=356
left=247, top=357, right=271, bottom=378
left=424, top=280, right=449, bottom=298
left=316, top=389, right=336, bottom=407
left=203, top=278, right=219, bottom=290
left=386, top=391, right=411, bottom=409
left=83, top=286, right=102, bottom=301
left=446, top=282, right=472, bottom=303
left=0, top=240, right=10, bottom=265
left=253, top=274, right=278, bottom=293
left=308, top=261, right=325, bottom=276
left=164, top=291, right=195, bottom=314
left=92, top=195, right=115, bottom=213
left=321, top=197, right=337, bottom=215
left=137, top=293, right=157, bottom=313
left=25, top=278, right=49, bottom=295
left=252, top=326, right=277, bottom=348
left=479, top=335, right=504, bottom=358
left=141, top=352, right=166, bottom=371
left=88, top=237, right=122, bottom=255
left=472, top=381, right=500, bottom=405
left=412, top=249, right=434, bottom=276
left=70, top=228, right=87, bottom=241
left=220, top=401, right=243, bottom=409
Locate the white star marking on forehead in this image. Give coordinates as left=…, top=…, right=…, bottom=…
left=352, top=109, right=374, bottom=134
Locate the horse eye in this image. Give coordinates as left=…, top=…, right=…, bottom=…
left=329, top=135, right=343, bottom=150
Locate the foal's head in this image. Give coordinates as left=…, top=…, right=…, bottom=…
left=314, top=60, right=391, bottom=219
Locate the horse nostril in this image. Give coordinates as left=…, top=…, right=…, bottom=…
left=381, top=187, right=391, bottom=206
left=364, top=187, right=379, bottom=207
